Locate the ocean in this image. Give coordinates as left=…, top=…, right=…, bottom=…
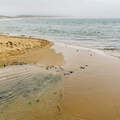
left=0, top=18, right=120, bottom=57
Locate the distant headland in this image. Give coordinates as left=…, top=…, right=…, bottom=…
left=0, top=15, right=68, bottom=19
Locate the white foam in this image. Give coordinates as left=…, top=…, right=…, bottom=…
left=52, top=42, right=106, bottom=55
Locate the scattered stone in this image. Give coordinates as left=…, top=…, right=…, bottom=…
left=34, top=88, right=37, bottom=91
left=64, top=73, right=70, bottom=76
left=90, top=54, right=92, bottom=56
left=0, top=97, right=3, bottom=99
left=80, top=66, right=85, bottom=69
left=86, top=65, right=88, bottom=66
left=77, top=50, right=78, bottom=52
left=19, top=62, right=23, bottom=65
left=26, top=90, right=30, bottom=93
left=59, top=66, right=62, bottom=69
left=7, top=41, right=13, bottom=45
left=69, top=71, right=73, bottom=74
left=50, top=66, right=54, bottom=69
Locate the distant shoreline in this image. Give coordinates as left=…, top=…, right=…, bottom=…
left=0, top=15, right=68, bottom=19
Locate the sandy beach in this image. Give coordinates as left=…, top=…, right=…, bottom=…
left=0, top=35, right=65, bottom=66
left=52, top=43, right=120, bottom=120
left=1, top=35, right=120, bottom=120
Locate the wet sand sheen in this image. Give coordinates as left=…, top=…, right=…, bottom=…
left=0, top=65, right=64, bottom=120
left=52, top=43, right=120, bottom=120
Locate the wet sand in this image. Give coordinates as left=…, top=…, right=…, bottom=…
left=0, top=65, right=64, bottom=120
left=52, top=43, right=120, bottom=120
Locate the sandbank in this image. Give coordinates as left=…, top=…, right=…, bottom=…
left=0, top=35, right=65, bottom=66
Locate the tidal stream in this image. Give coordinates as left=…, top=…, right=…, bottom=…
left=0, top=64, right=63, bottom=120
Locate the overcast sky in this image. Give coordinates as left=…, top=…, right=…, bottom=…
left=0, top=0, right=120, bottom=18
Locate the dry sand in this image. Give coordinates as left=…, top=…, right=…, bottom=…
left=0, top=35, right=65, bottom=66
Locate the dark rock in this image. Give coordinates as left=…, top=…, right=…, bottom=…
left=8, top=41, right=13, bottom=45
left=34, top=88, right=37, bottom=91
left=26, top=90, right=30, bottom=93
left=77, top=50, right=78, bottom=52
left=80, top=66, right=85, bottom=69
left=19, top=62, right=23, bottom=65
left=64, top=73, right=70, bottom=76
left=0, top=96, right=3, bottom=99
left=50, top=66, right=54, bottom=69
left=69, top=71, right=73, bottom=74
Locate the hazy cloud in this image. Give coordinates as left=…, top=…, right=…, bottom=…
left=0, top=0, right=120, bottom=18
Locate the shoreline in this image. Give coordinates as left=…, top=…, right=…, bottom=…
left=52, top=42, right=120, bottom=120
left=53, top=41, right=120, bottom=60
left=0, top=35, right=65, bottom=67
left=1, top=35, right=120, bottom=119
left=0, top=33, right=120, bottom=61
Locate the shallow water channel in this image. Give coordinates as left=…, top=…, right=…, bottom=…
left=0, top=65, right=63, bottom=120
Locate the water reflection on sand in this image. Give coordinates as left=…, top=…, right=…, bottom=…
left=0, top=65, right=63, bottom=120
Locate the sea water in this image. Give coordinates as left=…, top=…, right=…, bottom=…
left=0, top=18, right=120, bottom=57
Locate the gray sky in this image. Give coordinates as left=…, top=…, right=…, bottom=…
left=0, top=0, right=120, bottom=18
